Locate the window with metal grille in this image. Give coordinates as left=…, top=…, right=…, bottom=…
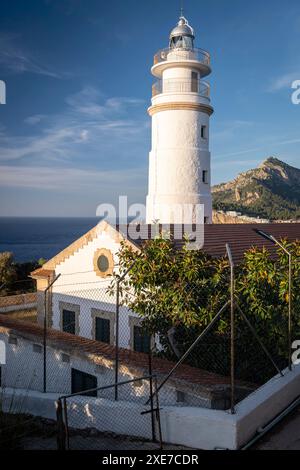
left=95, top=317, right=110, bottom=344
left=133, top=326, right=150, bottom=353
left=62, top=309, right=76, bottom=335
left=71, top=368, right=97, bottom=397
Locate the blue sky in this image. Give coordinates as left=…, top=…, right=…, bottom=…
left=0, top=0, right=299, bottom=216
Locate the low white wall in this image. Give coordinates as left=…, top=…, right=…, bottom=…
left=235, top=365, right=300, bottom=448
left=0, top=387, right=230, bottom=447
left=160, top=406, right=236, bottom=449
left=66, top=396, right=153, bottom=440
left=2, top=365, right=300, bottom=450
left=1, top=387, right=59, bottom=421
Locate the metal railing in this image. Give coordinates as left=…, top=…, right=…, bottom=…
left=153, top=47, right=210, bottom=67
left=152, top=78, right=210, bottom=98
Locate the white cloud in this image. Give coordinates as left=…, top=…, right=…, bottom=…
left=214, top=137, right=300, bottom=160
left=65, top=87, right=145, bottom=116
left=0, top=32, right=63, bottom=78
left=212, top=159, right=261, bottom=169
left=212, top=120, right=254, bottom=141
left=268, top=72, right=300, bottom=92
left=0, top=86, right=148, bottom=164
left=0, top=165, right=146, bottom=191
left=24, top=114, right=47, bottom=125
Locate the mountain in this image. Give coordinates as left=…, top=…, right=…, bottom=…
left=212, top=157, right=300, bottom=221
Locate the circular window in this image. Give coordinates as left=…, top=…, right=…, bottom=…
left=97, top=254, right=109, bottom=273
left=93, top=248, right=114, bottom=277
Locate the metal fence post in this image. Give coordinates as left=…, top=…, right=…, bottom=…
left=154, top=376, right=163, bottom=449
left=114, top=260, right=139, bottom=401
left=63, top=397, right=70, bottom=450
left=148, top=343, right=156, bottom=443
left=226, top=244, right=235, bottom=414
left=43, top=274, right=61, bottom=393
left=115, top=279, right=120, bottom=401
left=56, top=399, right=66, bottom=450
left=288, top=252, right=292, bottom=371
left=43, top=288, right=48, bottom=394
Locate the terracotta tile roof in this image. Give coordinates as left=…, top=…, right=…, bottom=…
left=31, top=268, right=55, bottom=278
left=0, top=314, right=249, bottom=391
left=30, top=222, right=300, bottom=278
left=124, top=223, right=300, bottom=264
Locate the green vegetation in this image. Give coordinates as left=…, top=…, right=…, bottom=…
left=0, top=252, right=45, bottom=295
left=110, top=235, right=300, bottom=383
left=212, top=157, right=300, bottom=220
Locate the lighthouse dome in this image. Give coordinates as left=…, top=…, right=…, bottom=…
left=169, top=16, right=195, bottom=49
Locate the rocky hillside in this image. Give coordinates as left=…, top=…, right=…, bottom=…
left=212, top=157, right=300, bottom=221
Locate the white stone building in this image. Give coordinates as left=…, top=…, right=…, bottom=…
left=31, top=221, right=144, bottom=352
left=31, top=219, right=300, bottom=355
left=0, top=314, right=239, bottom=409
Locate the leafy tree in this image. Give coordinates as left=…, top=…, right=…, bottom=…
left=38, top=258, right=47, bottom=266
left=0, top=252, right=17, bottom=289
left=109, top=235, right=300, bottom=383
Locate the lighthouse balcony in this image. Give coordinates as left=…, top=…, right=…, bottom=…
left=152, top=47, right=211, bottom=78
left=152, top=78, right=210, bottom=99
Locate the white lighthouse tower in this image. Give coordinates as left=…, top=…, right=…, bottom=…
left=146, top=14, right=213, bottom=224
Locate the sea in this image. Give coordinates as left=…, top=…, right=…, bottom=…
left=0, top=217, right=101, bottom=262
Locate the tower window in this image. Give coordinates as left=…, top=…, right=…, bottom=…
left=191, top=71, right=198, bottom=92
left=201, top=125, right=207, bottom=139
left=202, top=170, right=209, bottom=184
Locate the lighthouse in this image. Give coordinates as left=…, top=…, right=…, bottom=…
left=146, top=15, right=213, bottom=224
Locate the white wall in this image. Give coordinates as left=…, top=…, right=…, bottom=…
left=0, top=330, right=137, bottom=397
left=0, top=328, right=230, bottom=410
left=50, top=229, right=139, bottom=349
left=0, top=358, right=300, bottom=450
left=146, top=49, right=213, bottom=224
left=0, top=386, right=236, bottom=448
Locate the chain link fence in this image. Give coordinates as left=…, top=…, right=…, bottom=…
left=0, top=243, right=297, bottom=449
left=57, top=376, right=162, bottom=451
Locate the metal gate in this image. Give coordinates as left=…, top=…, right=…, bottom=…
left=56, top=376, right=163, bottom=450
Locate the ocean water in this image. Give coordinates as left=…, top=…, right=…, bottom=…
left=0, top=217, right=100, bottom=262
